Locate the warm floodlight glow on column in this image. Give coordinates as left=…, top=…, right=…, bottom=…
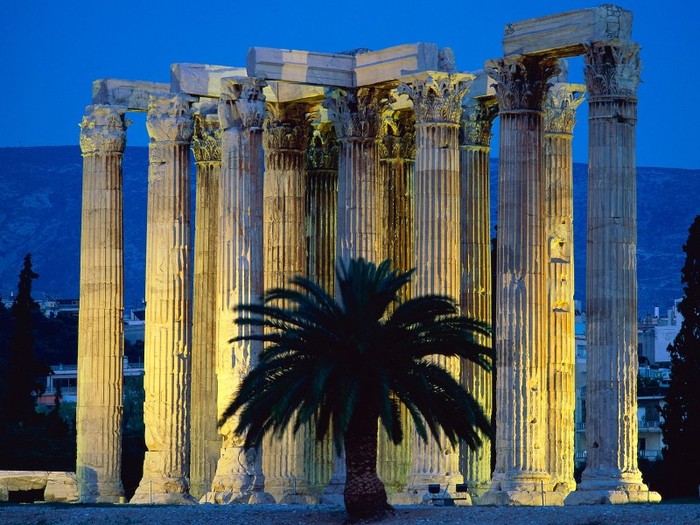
left=132, top=95, right=195, bottom=504
left=77, top=104, right=128, bottom=503
left=459, top=97, right=497, bottom=497
left=399, top=71, right=473, bottom=502
left=481, top=56, right=561, bottom=506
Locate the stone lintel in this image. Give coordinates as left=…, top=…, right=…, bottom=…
left=171, top=63, right=247, bottom=97
left=92, top=79, right=170, bottom=112
left=247, top=47, right=355, bottom=87
left=465, top=69, right=497, bottom=101
left=265, top=81, right=325, bottom=104
left=503, top=5, right=633, bottom=58
left=248, top=43, right=442, bottom=88
left=354, top=43, right=440, bottom=86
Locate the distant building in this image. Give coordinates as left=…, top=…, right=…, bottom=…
left=574, top=299, right=680, bottom=466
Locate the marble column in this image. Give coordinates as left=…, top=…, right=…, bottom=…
left=261, top=102, right=313, bottom=503
left=132, top=95, right=195, bottom=504
left=76, top=104, right=128, bottom=503
left=543, top=84, right=585, bottom=496
left=189, top=107, right=222, bottom=500
left=377, top=110, right=415, bottom=500
left=207, top=78, right=273, bottom=504
left=398, top=72, right=473, bottom=502
left=480, top=56, right=561, bottom=506
left=458, top=98, right=497, bottom=498
left=306, top=122, right=338, bottom=295
left=565, top=42, right=660, bottom=505
left=304, top=121, right=338, bottom=497
left=320, top=87, right=391, bottom=503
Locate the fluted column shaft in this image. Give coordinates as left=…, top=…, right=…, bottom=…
left=482, top=57, right=560, bottom=505
left=304, top=124, right=338, bottom=494
left=77, top=105, right=127, bottom=503
left=133, top=95, right=194, bottom=504
left=544, top=85, right=584, bottom=495
left=459, top=99, right=497, bottom=496
left=399, top=73, right=472, bottom=497
left=262, top=104, right=312, bottom=503
left=377, top=111, right=415, bottom=496
left=208, top=78, right=269, bottom=503
left=578, top=42, right=650, bottom=494
left=306, top=125, right=338, bottom=295
left=189, top=110, right=222, bottom=500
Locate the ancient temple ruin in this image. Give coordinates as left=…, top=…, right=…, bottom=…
left=76, top=5, right=660, bottom=506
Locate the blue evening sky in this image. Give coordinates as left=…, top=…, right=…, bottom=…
left=1, top=1, right=697, bottom=169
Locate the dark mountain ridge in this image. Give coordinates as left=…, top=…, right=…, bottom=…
left=0, top=146, right=697, bottom=317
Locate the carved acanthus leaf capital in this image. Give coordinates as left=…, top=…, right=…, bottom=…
left=79, top=105, right=128, bottom=155
left=218, top=77, right=267, bottom=130
left=263, top=103, right=312, bottom=153
left=459, top=99, right=498, bottom=147
left=323, top=87, right=393, bottom=140
left=305, top=122, right=339, bottom=171
left=583, top=42, right=641, bottom=98
left=544, top=84, right=586, bottom=134
left=487, top=56, right=560, bottom=111
left=191, top=114, right=221, bottom=163
left=146, top=95, right=193, bottom=143
left=398, top=72, right=473, bottom=125
left=379, top=110, right=416, bottom=160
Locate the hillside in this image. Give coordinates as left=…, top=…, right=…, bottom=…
left=0, top=146, right=697, bottom=316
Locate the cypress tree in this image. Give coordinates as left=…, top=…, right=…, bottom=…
left=660, top=216, right=700, bottom=497
left=4, top=254, right=42, bottom=424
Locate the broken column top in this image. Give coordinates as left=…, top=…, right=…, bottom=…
left=503, top=4, right=633, bottom=58
left=92, top=79, right=170, bottom=112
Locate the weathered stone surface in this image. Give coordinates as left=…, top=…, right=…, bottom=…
left=77, top=104, right=127, bottom=503
left=44, top=472, right=79, bottom=502
left=482, top=56, right=560, bottom=505
left=92, top=79, right=170, bottom=111
left=543, top=83, right=585, bottom=497
left=354, top=43, right=440, bottom=86
left=132, top=95, right=195, bottom=504
left=459, top=97, right=497, bottom=497
left=0, top=471, right=48, bottom=492
left=248, top=47, right=355, bottom=87
left=171, top=63, right=246, bottom=97
left=503, top=5, right=633, bottom=58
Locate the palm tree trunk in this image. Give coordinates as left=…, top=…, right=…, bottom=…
left=343, top=408, right=392, bottom=521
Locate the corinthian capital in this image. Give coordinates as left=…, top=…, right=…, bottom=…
left=583, top=41, right=641, bottom=98
left=487, top=56, right=560, bottom=111
left=218, top=77, right=267, bottom=130
left=459, top=99, right=498, bottom=147
left=191, top=113, right=221, bottom=163
left=544, top=83, right=586, bottom=135
left=379, top=110, right=415, bottom=160
left=397, top=72, right=473, bottom=125
left=305, top=122, right=338, bottom=171
left=263, top=103, right=312, bottom=152
left=323, top=87, right=393, bottom=140
left=146, top=95, right=193, bottom=143
left=79, top=105, right=128, bottom=155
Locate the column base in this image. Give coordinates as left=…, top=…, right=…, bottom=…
left=564, top=476, right=661, bottom=505
left=78, top=481, right=123, bottom=504
left=478, top=472, right=563, bottom=506
left=130, top=478, right=196, bottom=505
left=266, top=479, right=315, bottom=504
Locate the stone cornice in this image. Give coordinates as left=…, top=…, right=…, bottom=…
left=146, top=95, right=193, bottom=144
left=487, top=56, right=560, bottom=112
left=544, top=84, right=586, bottom=135
left=263, top=103, right=312, bottom=153
left=584, top=41, right=641, bottom=99
left=459, top=99, right=498, bottom=147
left=379, top=110, right=415, bottom=160
left=397, top=72, right=473, bottom=125
left=305, top=123, right=338, bottom=171
left=79, top=105, right=128, bottom=155
left=191, top=114, right=221, bottom=163
left=322, top=87, right=393, bottom=140
left=218, top=77, right=267, bottom=131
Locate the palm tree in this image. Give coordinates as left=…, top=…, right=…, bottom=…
left=219, top=258, right=492, bottom=521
